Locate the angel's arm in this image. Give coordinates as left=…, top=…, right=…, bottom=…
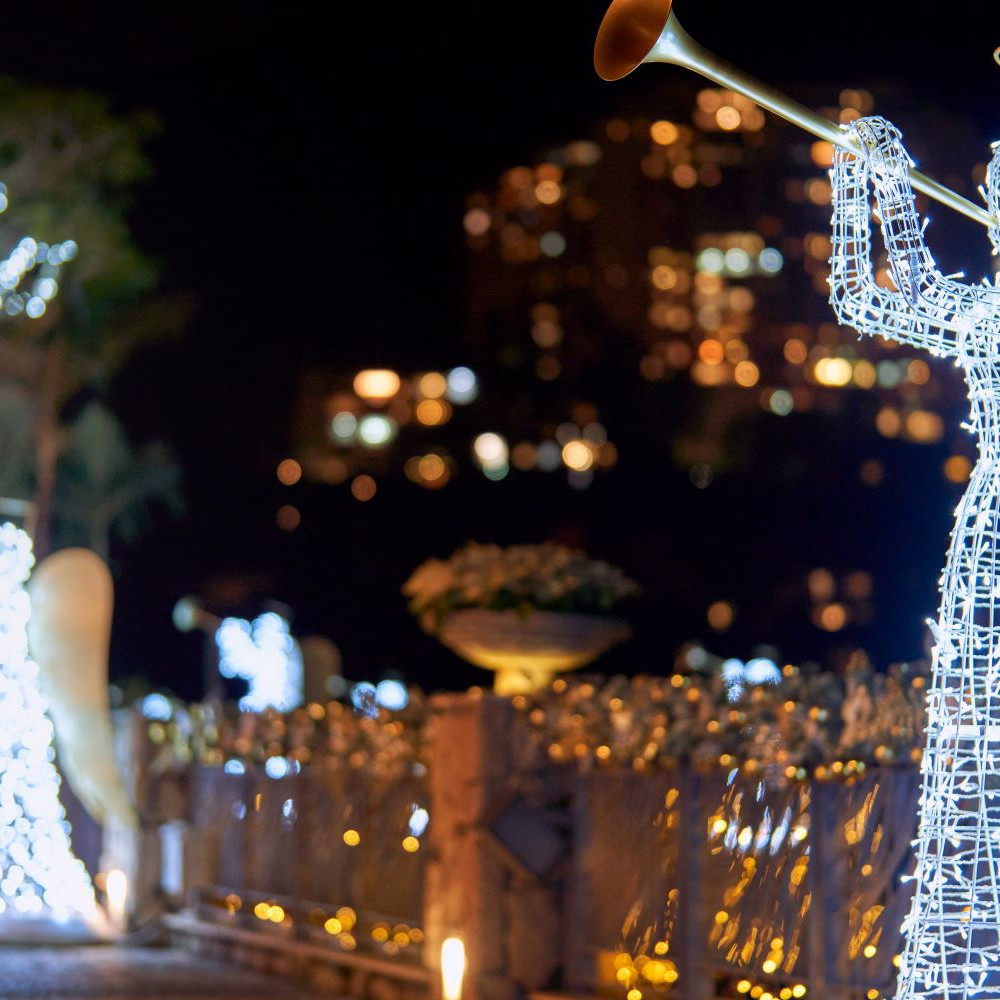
left=830, top=116, right=995, bottom=358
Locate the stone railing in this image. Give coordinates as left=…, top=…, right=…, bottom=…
left=111, top=692, right=922, bottom=1000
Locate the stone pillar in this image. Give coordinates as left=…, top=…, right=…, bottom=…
left=101, top=708, right=153, bottom=925
left=423, top=693, right=519, bottom=1000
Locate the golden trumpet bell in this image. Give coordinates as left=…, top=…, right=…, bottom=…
left=592, top=0, right=997, bottom=229
left=594, top=0, right=674, bottom=81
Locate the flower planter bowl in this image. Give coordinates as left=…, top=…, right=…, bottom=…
left=437, top=608, right=631, bottom=695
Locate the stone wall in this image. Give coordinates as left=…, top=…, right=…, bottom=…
left=111, top=693, right=922, bottom=1000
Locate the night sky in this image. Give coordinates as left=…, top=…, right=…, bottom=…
left=1, top=1, right=999, bottom=697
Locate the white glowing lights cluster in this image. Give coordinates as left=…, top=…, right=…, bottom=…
left=830, top=116, right=1000, bottom=998
left=0, top=183, right=76, bottom=321
left=720, top=656, right=781, bottom=701
left=0, top=523, right=95, bottom=924
left=0, top=234, right=76, bottom=320
left=215, top=612, right=303, bottom=712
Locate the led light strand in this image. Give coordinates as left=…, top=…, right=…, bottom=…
left=0, top=522, right=96, bottom=925
left=830, top=115, right=1000, bottom=999
left=0, top=182, right=75, bottom=321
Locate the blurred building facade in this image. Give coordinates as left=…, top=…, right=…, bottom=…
left=281, top=81, right=996, bottom=684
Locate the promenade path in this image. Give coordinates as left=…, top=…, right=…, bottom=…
left=0, top=945, right=320, bottom=999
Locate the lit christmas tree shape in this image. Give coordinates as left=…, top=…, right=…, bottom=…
left=0, top=521, right=100, bottom=936
left=830, top=115, right=1000, bottom=999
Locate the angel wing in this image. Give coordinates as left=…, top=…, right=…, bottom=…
left=26, top=548, right=136, bottom=828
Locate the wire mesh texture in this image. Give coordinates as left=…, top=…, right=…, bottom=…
left=831, top=114, right=1000, bottom=999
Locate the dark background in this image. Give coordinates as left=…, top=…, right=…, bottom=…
left=1, top=1, right=998, bottom=696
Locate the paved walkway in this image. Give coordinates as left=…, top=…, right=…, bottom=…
left=0, top=945, right=318, bottom=999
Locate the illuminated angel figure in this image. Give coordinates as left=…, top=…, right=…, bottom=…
left=831, top=115, right=1000, bottom=999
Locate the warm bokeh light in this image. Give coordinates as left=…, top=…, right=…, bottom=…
left=562, top=440, right=594, bottom=472
left=808, top=568, right=835, bottom=601
left=716, top=106, right=741, bottom=131
left=816, top=603, right=848, bottom=632
left=651, top=264, right=677, bottom=290
left=535, top=180, right=562, bottom=205
left=905, top=410, right=944, bottom=443
left=650, top=120, right=679, bottom=145
left=350, top=476, right=377, bottom=502
left=810, top=140, right=835, bottom=167
left=276, top=458, right=301, bottom=486
left=354, top=369, right=400, bottom=402
left=725, top=339, right=749, bottom=363
left=276, top=505, right=301, bottom=531
left=511, top=442, right=537, bottom=471
left=474, top=433, right=508, bottom=467
left=707, top=600, right=734, bottom=631
left=784, top=338, right=808, bottom=364
left=814, top=357, right=852, bottom=386
left=698, top=339, right=725, bottom=365
left=416, top=399, right=451, bottom=426
left=852, top=360, right=877, bottom=388
left=536, top=355, right=561, bottom=380
left=343, top=829, right=361, bottom=846
left=418, top=371, right=447, bottom=399
left=463, top=208, right=491, bottom=237
left=907, top=359, right=930, bottom=385
left=733, top=361, right=760, bottom=387
left=944, top=454, right=972, bottom=483
left=859, top=458, right=885, bottom=486
left=875, top=407, right=901, bottom=437
left=672, top=164, right=697, bottom=188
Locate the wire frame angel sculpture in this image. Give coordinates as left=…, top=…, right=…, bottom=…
left=830, top=115, right=1000, bottom=999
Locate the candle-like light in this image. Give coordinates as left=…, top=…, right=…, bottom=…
left=106, top=868, right=128, bottom=931
left=441, top=937, right=466, bottom=1000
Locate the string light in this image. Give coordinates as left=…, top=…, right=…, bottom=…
left=0, top=523, right=97, bottom=928
left=830, top=115, right=1000, bottom=998
left=0, top=217, right=75, bottom=320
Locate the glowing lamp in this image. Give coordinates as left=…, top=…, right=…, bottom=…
left=105, top=869, right=127, bottom=931
left=441, top=937, right=466, bottom=1000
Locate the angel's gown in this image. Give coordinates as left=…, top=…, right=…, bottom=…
left=832, top=115, right=1000, bottom=998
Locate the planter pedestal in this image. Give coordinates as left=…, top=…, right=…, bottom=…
left=437, top=609, right=630, bottom=695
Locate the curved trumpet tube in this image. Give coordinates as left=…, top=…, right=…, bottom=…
left=593, top=0, right=997, bottom=229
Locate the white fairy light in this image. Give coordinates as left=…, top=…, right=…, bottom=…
left=0, top=206, right=75, bottom=320
left=830, top=115, right=1000, bottom=998
left=720, top=656, right=780, bottom=701
left=0, top=523, right=97, bottom=928
left=214, top=612, right=303, bottom=712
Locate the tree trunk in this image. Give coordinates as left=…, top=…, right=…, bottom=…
left=33, top=338, right=65, bottom=560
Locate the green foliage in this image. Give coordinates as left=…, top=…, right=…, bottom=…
left=0, top=76, right=162, bottom=353
left=0, top=77, right=190, bottom=553
left=54, top=400, right=183, bottom=555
